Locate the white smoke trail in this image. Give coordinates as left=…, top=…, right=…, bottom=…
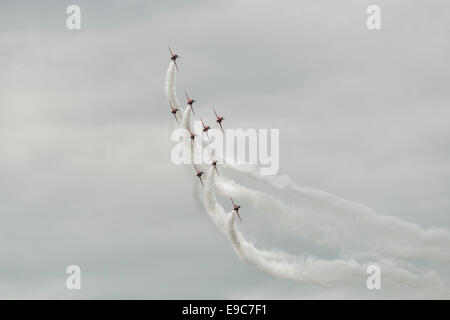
left=204, top=169, right=450, bottom=296
left=165, top=61, right=450, bottom=297
left=220, top=163, right=450, bottom=262
left=180, top=106, right=194, bottom=163
left=165, top=61, right=181, bottom=108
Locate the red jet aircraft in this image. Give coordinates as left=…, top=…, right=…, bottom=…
left=168, top=101, right=179, bottom=125
left=201, top=118, right=211, bottom=141
left=188, top=128, right=198, bottom=150
left=188, top=128, right=196, bottom=142
left=230, top=197, right=242, bottom=221
left=211, top=157, right=219, bottom=175
left=185, top=90, right=197, bottom=117
left=168, top=46, right=179, bottom=70
left=194, top=164, right=204, bottom=187
left=213, top=108, right=225, bottom=132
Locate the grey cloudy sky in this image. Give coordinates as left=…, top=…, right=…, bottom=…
left=0, top=0, right=449, bottom=299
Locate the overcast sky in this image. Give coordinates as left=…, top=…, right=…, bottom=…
left=0, top=0, right=449, bottom=299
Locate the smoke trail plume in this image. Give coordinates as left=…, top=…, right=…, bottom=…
left=221, top=163, right=450, bottom=262
left=204, top=169, right=450, bottom=296
left=165, top=61, right=180, bottom=108
left=165, top=61, right=450, bottom=297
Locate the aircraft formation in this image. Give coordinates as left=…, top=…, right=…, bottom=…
left=167, top=47, right=242, bottom=221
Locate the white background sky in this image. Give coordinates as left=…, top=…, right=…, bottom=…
left=0, top=0, right=449, bottom=298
